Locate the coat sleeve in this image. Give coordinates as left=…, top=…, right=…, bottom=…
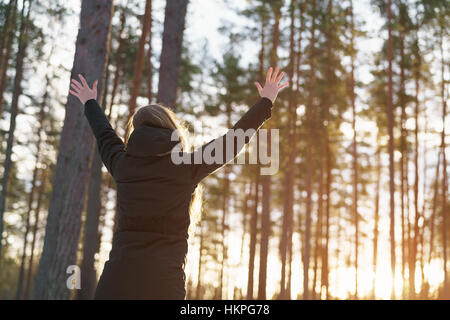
left=188, top=97, right=273, bottom=184
left=84, top=99, right=125, bottom=176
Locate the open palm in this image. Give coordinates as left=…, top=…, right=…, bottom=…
left=69, top=74, right=98, bottom=104
left=254, top=67, right=289, bottom=103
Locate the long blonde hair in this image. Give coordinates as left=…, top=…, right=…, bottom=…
left=125, top=104, right=203, bottom=229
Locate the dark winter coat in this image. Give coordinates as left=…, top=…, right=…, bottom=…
left=83, top=97, right=273, bottom=299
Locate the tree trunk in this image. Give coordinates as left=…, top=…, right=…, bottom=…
left=24, top=168, right=47, bottom=299
left=16, top=73, right=48, bottom=299
left=0, top=0, right=17, bottom=118
left=279, top=0, right=298, bottom=299
left=77, top=55, right=111, bottom=300
left=303, top=0, right=317, bottom=300
left=16, top=151, right=39, bottom=299
left=429, top=152, right=441, bottom=266
left=287, top=4, right=304, bottom=298
left=145, top=5, right=153, bottom=103
left=219, top=101, right=233, bottom=299
left=398, top=30, right=407, bottom=300
left=335, top=208, right=341, bottom=293
left=219, top=164, right=230, bottom=300
left=0, top=0, right=32, bottom=260
left=31, top=0, right=112, bottom=299
left=247, top=176, right=259, bottom=299
left=398, top=17, right=411, bottom=298
left=439, top=23, right=448, bottom=295
left=420, top=114, right=428, bottom=296
left=107, top=8, right=126, bottom=120
left=77, top=149, right=103, bottom=300
left=240, top=183, right=249, bottom=261
left=386, top=0, right=396, bottom=299
left=127, top=0, right=152, bottom=120
left=157, top=0, right=189, bottom=108
left=411, top=38, right=421, bottom=299
left=372, top=141, right=381, bottom=298
left=323, top=133, right=331, bottom=300
left=312, top=166, right=323, bottom=299
left=258, top=2, right=280, bottom=300
left=349, top=0, right=359, bottom=299
left=0, top=0, right=15, bottom=65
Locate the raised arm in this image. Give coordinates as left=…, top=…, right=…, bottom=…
left=188, top=67, right=289, bottom=184
left=70, top=74, right=125, bottom=176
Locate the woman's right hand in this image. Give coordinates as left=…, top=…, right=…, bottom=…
left=70, top=74, right=98, bottom=105
left=254, top=67, right=289, bottom=103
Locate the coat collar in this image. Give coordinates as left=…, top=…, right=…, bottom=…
left=126, top=125, right=180, bottom=157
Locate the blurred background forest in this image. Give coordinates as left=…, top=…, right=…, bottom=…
left=0, top=0, right=449, bottom=300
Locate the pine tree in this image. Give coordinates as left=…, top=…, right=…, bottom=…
left=0, top=0, right=33, bottom=261
left=32, top=0, right=113, bottom=299
left=157, top=0, right=189, bottom=108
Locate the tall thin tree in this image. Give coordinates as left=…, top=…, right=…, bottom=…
left=279, top=0, right=298, bottom=299
left=0, top=0, right=18, bottom=118
left=372, top=139, right=381, bottom=298
left=386, top=0, right=396, bottom=299
left=439, top=15, right=447, bottom=295
left=157, top=0, right=189, bottom=108
left=24, top=168, right=48, bottom=299
left=32, top=0, right=113, bottom=299
left=15, top=72, right=49, bottom=299
left=0, top=0, right=33, bottom=261
left=258, top=0, right=281, bottom=300
left=127, top=0, right=152, bottom=119
left=303, top=0, right=317, bottom=300
left=349, top=0, right=359, bottom=298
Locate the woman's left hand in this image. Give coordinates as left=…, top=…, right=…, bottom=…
left=254, top=67, right=289, bottom=104
left=69, top=74, right=98, bottom=104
